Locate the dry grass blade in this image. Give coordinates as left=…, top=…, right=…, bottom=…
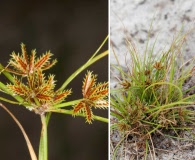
left=0, top=103, right=37, bottom=160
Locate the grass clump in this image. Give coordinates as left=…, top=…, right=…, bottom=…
left=110, top=31, right=195, bottom=159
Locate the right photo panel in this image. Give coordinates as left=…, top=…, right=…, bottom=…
left=110, top=1, right=195, bottom=160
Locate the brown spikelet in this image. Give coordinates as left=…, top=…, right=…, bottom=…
left=7, top=44, right=57, bottom=76
left=73, top=71, right=108, bottom=123
left=7, top=77, right=28, bottom=96
left=37, top=93, right=52, bottom=101
left=37, top=69, right=45, bottom=86
left=21, top=43, right=28, bottom=64
left=95, top=100, right=108, bottom=108
left=153, top=61, right=164, bottom=70
left=42, top=59, right=57, bottom=70
left=8, top=85, right=25, bottom=96
left=16, top=55, right=27, bottom=72
left=73, top=102, right=84, bottom=114
left=54, top=89, right=72, bottom=103
left=29, top=50, right=35, bottom=74
left=90, top=82, right=108, bottom=100
left=47, top=75, right=55, bottom=87
left=82, top=71, right=97, bottom=97
left=9, top=52, right=27, bottom=75
left=84, top=105, right=93, bottom=123
left=5, top=67, right=25, bottom=76
left=34, top=52, right=52, bottom=69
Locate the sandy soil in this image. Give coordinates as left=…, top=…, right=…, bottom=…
left=110, top=0, right=195, bottom=159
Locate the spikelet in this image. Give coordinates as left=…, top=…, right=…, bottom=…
left=73, top=71, right=108, bottom=123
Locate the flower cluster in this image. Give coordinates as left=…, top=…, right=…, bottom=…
left=6, top=44, right=71, bottom=114
left=73, top=71, right=108, bottom=123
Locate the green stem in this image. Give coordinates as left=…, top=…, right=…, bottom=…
left=0, top=97, right=20, bottom=104
left=58, top=50, right=108, bottom=91
left=146, top=101, right=194, bottom=113
left=53, top=99, right=82, bottom=108
left=48, top=109, right=108, bottom=123
left=0, top=64, right=14, bottom=83
left=39, top=114, right=48, bottom=160
left=87, top=35, right=108, bottom=61
left=46, top=112, right=51, bottom=126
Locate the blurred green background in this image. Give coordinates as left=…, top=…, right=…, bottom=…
left=0, top=0, right=108, bottom=159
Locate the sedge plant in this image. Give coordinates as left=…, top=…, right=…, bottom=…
left=110, top=31, right=195, bottom=159
left=0, top=36, right=108, bottom=160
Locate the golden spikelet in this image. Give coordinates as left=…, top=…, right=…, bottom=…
left=73, top=71, right=108, bottom=123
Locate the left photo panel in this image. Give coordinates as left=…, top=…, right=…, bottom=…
left=0, top=1, right=108, bottom=160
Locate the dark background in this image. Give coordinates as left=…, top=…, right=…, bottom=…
left=0, top=1, right=108, bottom=160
